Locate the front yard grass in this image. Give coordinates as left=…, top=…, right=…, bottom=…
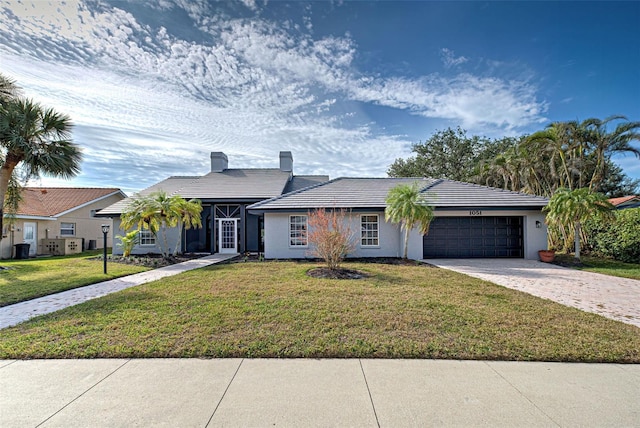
left=0, top=251, right=149, bottom=307
left=1, top=261, right=638, bottom=362
left=578, top=256, right=640, bottom=280
left=553, top=253, right=640, bottom=280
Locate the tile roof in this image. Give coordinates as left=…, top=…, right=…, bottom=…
left=248, top=178, right=549, bottom=210
left=181, top=169, right=292, bottom=199
left=249, top=178, right=434, bottom=210
left=14, top=188, right=124, bottom=217
left=424, top=179, right=549, bottom=208
left=608, top=195, right=640, bottom=206
left=98, top=169, right=298, bottom=215
left=283, top=175, right=330, bottom=193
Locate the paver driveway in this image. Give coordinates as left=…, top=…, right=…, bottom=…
left=425, top=259, right=640, bottom=328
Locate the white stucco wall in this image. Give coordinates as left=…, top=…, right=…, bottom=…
left=264, top=209, right=548, bottom=261
left=263, top=211, right=404, bottom=260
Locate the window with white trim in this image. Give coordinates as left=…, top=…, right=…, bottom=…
left=60, top=222, right=76, bottom=236
left=289, top=215, right=308, bottom=247
left=139, top=230, right=156, bottom=246
left=361, top=214, right=379, bottom=247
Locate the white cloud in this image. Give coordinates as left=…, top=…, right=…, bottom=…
left=2, top=54, right=409, bottom=193
left=238, top=0, right=258, bottom=11
left=349, top=74, right=547, bottom=131
left=440, top=48, right=468, bottom=69
left=0, top=1, right=554, bottom=191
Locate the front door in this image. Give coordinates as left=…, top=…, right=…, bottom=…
left=23, top=222, right=37, bottom=256
left=218, top=218, right=238, bottom=254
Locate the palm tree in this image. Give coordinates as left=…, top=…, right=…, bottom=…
left=385, top=182, right=434, bottom=259
left=581, top=116, right=640, bottom=192
left=120, top=190, right=202, bottom=257
left=0, top=73, right=21, bottom=236
left=544, top=188, right=614, bottom=261
left=0, top=74, right=20, bottom=105
left=524, top=122, right=578, bottom=192
left=173, top=197, right=203, bottom=255
left=0, top=97, right=81, bottom=242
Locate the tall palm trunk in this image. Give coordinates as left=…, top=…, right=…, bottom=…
left=403, top=223, right=410, bottom=259
left=160, top=220, right=170, bottom=258
left=174, top=220, right=183, bottom=256
left=574, top=221, right=582, bottom=261
left=0, top=155, right=21, bottom=243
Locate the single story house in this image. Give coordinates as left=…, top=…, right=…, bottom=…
left=99, top=152, right=549, bottom=260
left=248, top=177, right=549, bottom=260
left=608, top=195, right=640, bottom=210
left=97, top=152, right=329, bottom=255
left=1, top=187, right=126, bottom=259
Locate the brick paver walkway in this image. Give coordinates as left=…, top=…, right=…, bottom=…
left=0, top=254, right=237, bottom=329
left=426, top=259, right=640, bottom=328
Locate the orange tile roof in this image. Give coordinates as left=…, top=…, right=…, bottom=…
left=14, top=188, right=123, bottom=217
left=608, top=195, right=640, bottom=206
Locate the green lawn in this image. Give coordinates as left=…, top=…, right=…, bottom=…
left=578, top=256, right=640, bottom=280
left=0, top=251, right=149, bottom=307
left=554, top=254, right=640, bottom=280
left=1, top=261, right=638, bottom=362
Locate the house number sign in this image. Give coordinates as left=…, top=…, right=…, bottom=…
left=469, top=210, right=482, bottom=216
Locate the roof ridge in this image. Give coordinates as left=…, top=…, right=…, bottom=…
left=330, top=176, right=432, bottom=180
left=434, top=178, right=549, bottom=200
left=23, top=187, right=121, bottom=190
left=250, top=177, right=344, bottom=209
left=206, top=168, right=286, bottom=172
left=133, top=175, right=202, bottom=196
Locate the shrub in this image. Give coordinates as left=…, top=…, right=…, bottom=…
left=584, top=207, right=640, bottom=263
left=116, top=230, right=139, bottom=257
left=307, top=208, right=356, bottom=270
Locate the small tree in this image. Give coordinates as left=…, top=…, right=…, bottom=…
left=385, top=183, right=434, bottom=259
left=173, top=197, right=203, bottom=255
left=116, top=230, right=139, bottom=257
left=544, top=187, right=614, bottom=261
left=307, top=208, right=356, bottom=270
left=120, top=191, right=202, bottom=258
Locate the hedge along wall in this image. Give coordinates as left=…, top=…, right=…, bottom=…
left=584, top=207, right=640, bottom=263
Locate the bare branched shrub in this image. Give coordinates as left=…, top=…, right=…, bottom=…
left=307, top=208, right=356, bottom=270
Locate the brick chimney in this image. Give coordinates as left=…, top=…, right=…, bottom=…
left=279, top=151, right=293, bottom=173
left=211, top=152, right=228, bottom=172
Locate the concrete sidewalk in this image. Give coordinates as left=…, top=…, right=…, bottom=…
left=1, top=359, right=638, bottom=427
left=0, top=253, right=237, bottom=329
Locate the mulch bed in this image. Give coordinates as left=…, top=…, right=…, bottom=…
left=97, top=253, right=204, bottom=268
left=103, top=253, right=434, bottom=276
left=306, top=267, right=369, bottom=280
left=550, top=253, right=585, bottom=268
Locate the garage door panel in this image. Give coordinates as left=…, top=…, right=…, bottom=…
left=424, top=216, right=523, bottom=258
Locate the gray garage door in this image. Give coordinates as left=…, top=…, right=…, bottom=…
left=423, top=216, right=523, bottom=258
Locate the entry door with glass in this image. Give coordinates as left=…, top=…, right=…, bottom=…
left=23, top=222, right=37, bottom=256
left=218, top=218, right=238, bottom=254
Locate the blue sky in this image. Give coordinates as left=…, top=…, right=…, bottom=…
left=1, top=1, right=638, bottom=195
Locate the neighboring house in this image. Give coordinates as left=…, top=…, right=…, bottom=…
left=1, top=187, right=127, bottom=259
left=97, top=152, right=329, bottom=255
left=248, top=177, right=549, bottom=260
left=608, top=195, right=640, bottom=210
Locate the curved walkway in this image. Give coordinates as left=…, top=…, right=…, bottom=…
left=0, top=254, right=237, bottom=330
left=425, top=259, right=640, bottom=328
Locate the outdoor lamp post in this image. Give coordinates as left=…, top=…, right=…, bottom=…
left=101, top=224, right=110, bottom=274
